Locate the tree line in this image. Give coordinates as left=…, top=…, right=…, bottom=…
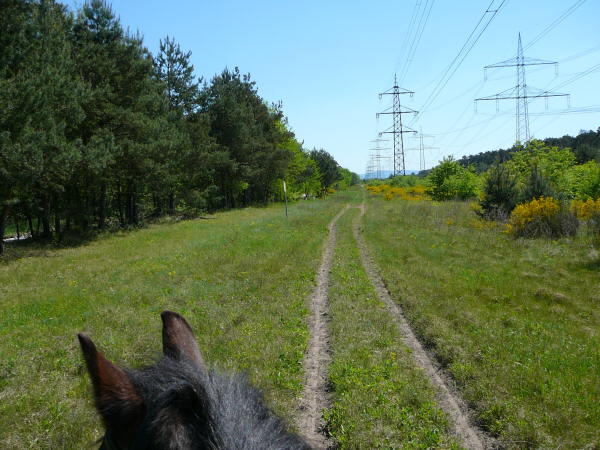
left=0, top=0, right=358, bottom=254
left=457, top=129, right=600, bottom=173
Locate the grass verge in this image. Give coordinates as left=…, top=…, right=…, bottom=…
left=0, top=194, right=350, bottom=448
left=363, top=196, right=600, bottom=448
left=326, top=204, right=459, bottom=448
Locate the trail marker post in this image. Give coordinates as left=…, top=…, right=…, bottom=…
left=283, top=180, right=288, bottom=217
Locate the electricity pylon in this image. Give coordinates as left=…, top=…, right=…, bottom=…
left=365, top=155, right=375, bottom=180
left=369, top=138, right=391, bottom=179
left=476, top=33, right=569, bottom=144
left=417, top=130, right=437, bottom=171
left=377, top=74, right=417, bottom=175
left=405, top=129, right=437, bottom=172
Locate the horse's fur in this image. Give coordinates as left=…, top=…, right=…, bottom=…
left=78, top=311, right=310, bottom=450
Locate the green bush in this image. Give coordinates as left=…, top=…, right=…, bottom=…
left=521, top=165, right=556, bottom=203
left=506, top=140, right=577, bottom=192
left=426, top=157, right=480, bottom=200
left=387, top=174, right=421, bottom=187
left=566, top=161, right=600, bottom=200
left=480, top=163, right=520, bottom=220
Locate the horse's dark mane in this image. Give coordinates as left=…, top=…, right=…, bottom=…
left=128, top=358, right=308, bottom=449
left=78, top=311, right=310, bottom=450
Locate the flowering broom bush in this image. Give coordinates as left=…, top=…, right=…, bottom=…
left=506, top=197, right=578, bottom=238
left=571, top=198, right=600, bottom=242
left=571, top=198, right=600, bottom=221
left=366, top=184, right=429, bottom=201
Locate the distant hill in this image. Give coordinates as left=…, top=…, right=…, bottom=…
left=457, top=128, right=600, bottom=173
left=361, top=169, right=420, bottom=180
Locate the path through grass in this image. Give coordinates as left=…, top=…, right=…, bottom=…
left=326, top=199, right=459, bottom=448
left=0, top=194, right=349, bottom=448
left=363, top=196, right=600, bottom=448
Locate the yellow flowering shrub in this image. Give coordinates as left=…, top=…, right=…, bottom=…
left=365, top=185, right=384, bottom=194
left=366, top=184, right=429, bottom=201
left=506, top=197, right=578, bottom=238
left=571, top=198, right=600, bottom=221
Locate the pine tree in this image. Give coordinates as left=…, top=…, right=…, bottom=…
left=72, top=0, right=166, bottom=226
left=0, top=0, right=83, bottom=247
left=154, top=36, right=201, bottom=213
left=0, top=0, right=35, bottom=252
left=155, top=36, right=200, bottom=116
left=28, top=0, right=85, bottom=237
left=201, top=68, right=293, bottom=207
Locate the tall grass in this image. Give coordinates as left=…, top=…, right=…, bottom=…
left=0, top=194, right=350, bottom=448
left=363, top=196, right=600, bottom=448
left=326, top=206, right=458, bottom=448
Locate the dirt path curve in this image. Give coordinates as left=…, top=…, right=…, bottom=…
left=353, top=201, right=492, bottom=450
left=298, top=204, right=349, bottom=449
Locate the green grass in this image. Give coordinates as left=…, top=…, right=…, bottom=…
left=0, top=194, right=351, bottom=448
left=5, top=188, right=598, bottom=448
left=363, top=195, right=600, bottom=448
left=3, top=218, right=23, bottom=237
left=326, top=201, right=459, bottom=448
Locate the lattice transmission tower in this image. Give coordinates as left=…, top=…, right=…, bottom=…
left=405, top=129, right=437, bottom=172
left=476, top=33, right=569, bottom=144
left=377, top=75, right=417, bottom=175
left=369, top=138, right=391, bottom=179
left=365, top=155, right=375, bottom=180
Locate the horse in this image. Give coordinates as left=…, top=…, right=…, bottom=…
left=78, top=310, right=311, bottom=449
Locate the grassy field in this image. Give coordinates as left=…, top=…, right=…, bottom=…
left=3, top=187, right=598, bottom=448
left=363, top=195, right=600, bottom=448
left=326, top=203, right=459, bottom=448
left=0, top=194, right=350, bottom=448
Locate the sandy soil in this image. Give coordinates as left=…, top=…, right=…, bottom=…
left=297, top=205, right=349, bottom=449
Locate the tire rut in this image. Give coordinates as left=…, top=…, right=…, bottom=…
left=352, top=202, right=494, bottom=450
left=298, top=204, right=349, bottom=449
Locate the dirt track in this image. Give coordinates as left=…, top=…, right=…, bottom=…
left=352, top=201, right=494, bottom=449
left=297, top=205, right=349, bottom=449
left=298, top=199, right=493, bottom=449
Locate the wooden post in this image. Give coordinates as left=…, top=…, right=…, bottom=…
left=283, top=180, right=288, bottom=218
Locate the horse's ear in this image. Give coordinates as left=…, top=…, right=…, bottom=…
left=161, top=310, right=205, bottom=370
left=78, top=333, right=145, bottom=446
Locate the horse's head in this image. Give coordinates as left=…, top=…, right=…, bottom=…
left=78, top=311, right=310, bottom=449
left=78, top=311, right=213, bottom=449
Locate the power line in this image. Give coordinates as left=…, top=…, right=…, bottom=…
left=549, top=62, right=600, bottom=91
left=398, top=0, right=436, bottom=84
left=411, top=0, right=508, bottom=124
left=559, top=43, right=600, bottom=64
left=389, top=0, right=422, bottom=89
left=522, top=0, right=587, bottom=52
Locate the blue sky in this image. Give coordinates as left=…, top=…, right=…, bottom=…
left=74, top=0, right=600, bottom=174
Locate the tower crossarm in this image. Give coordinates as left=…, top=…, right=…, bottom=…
left=485, top=58, right=557, bottom=69
left=476, top=89, right=569, bottom=102
left=376, top=105, right=418, bottom=116
left=379, top=87, right=414, bottom=97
